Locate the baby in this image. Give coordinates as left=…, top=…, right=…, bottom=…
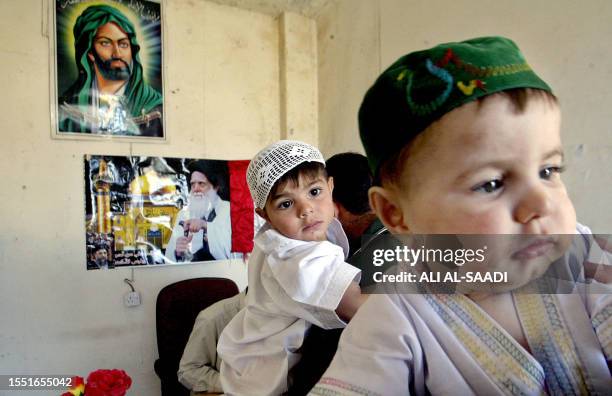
left=217, top=140, right=367, bottom=395
left=311, top=37, right=611, bottom=395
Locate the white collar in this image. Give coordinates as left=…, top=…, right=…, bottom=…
left=256, top=218, right=349, bottom=259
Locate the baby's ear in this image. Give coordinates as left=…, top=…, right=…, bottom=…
left=369, top=186, right=410, bottom=234
left=327, top=176, right=334, bottom=194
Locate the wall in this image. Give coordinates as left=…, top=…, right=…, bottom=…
left=0, top=0, right=316, bottom=395
left=317, top=0, right=380, bottom=156
left=317, top=0, right=612, bottom=232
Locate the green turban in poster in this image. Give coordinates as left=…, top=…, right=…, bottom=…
left=59, top=4, right=163, bottom=136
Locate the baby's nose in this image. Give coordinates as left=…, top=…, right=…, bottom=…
left=514, top=184, right=553, bottom=225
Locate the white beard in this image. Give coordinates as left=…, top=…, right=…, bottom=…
left=188, top=190, right=218, bottom=219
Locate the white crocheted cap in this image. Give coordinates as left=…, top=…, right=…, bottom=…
left=247, top=140, right=325, bottom=209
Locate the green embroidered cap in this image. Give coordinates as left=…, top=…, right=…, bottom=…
left=359, top=36, right=553, bottom=175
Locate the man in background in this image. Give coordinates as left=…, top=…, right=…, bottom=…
left=178, top=291, right=247, bottom=395
left=326, top=152, right=385, bottom=257
left=59, top=4, right=163, bottom=136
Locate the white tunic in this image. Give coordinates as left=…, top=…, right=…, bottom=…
left=218, top=218, right=360, bottom=395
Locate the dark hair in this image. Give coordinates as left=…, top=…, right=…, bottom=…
left=187, top=160, right=229, bottom=200
left=326, top=152, right=372, bottom=215
left=268, top=162, right=327, bottom=203
left=94, top=244, right=108, bottom=253
left=187, top=160, right=227, bottom=189
left=377, top=88, right=558, bottom=186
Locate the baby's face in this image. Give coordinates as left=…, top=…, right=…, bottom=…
left=395, top=94, right=576, bottom=235
left=390, top=95, right=577, bottom=289
left=260, top=173, right=335, bottom=242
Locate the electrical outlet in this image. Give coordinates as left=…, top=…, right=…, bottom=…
left=124, top=291, right=141, bottom=307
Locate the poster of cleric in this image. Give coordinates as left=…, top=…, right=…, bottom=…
left=53, top=0, right=164, bottom=139
left=84, top=155, right=255, bottom=270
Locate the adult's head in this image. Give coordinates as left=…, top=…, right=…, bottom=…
left=65, top=4, right=161, bottom=117
left=73, top=6, right=139, bottom=85
left=326, top=152, right=377, bottom=243
left=94, top=247, right=108, bottom=260
left=187, top=160, right=226, bottom=194
left=87, top=21, right=133, bottom=82
left=186, top=160, right=228, bottom=219
left=326, top=152, right=372, bottom=215
left=94, top=246, right=109, bottom=268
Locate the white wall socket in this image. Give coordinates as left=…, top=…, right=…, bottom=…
left=124, top=291, right=141, bottom=307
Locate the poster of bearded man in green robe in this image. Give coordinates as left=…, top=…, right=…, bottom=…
left=54, top=0, right=164, bottom=138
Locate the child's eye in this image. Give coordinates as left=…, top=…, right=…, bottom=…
left=472, top=179, right=503, bottom=194
left=277, top=200, right=293, bottom=209
left=540, top=165, right=565, bottom=180
left=309, top=187, right=322, bottom=197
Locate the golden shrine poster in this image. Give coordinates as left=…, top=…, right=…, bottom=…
left=84, top=155, right=254, bottom=269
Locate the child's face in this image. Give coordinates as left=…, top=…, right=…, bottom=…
left=373, top=95, right=577, bottom=290
left=390, top=95, right=576, bottom=236
left=258, top=173, right=335, bottom=242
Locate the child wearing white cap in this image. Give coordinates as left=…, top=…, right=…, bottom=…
left=217, top=140, right=367, bottom=395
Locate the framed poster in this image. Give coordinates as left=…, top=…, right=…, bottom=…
left=51, top=0, right=165, bottom=140
left=84, top=155, right=256, bottom=270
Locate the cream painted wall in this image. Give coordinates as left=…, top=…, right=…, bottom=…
left=318, top=0, right=611, bottom=232
left=317, top=0, right=380, bottom=156
left=279, top=12, right=318, bottom=142
left=0, top=1, right=317, bottom=395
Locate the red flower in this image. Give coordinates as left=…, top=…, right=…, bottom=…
left=63, top=376, right=85, bottom=396
left=84, top=369, right=132, bottom=396
left=72, top=376, right=86, bottom=387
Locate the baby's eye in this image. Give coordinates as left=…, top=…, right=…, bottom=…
left=540, top=165, right=564, bottom=180
left=309, top=187, right=322, bottom=197
left=472, top=179, right=503, bottom=194
left=278, top=200, right=293, bottom=209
